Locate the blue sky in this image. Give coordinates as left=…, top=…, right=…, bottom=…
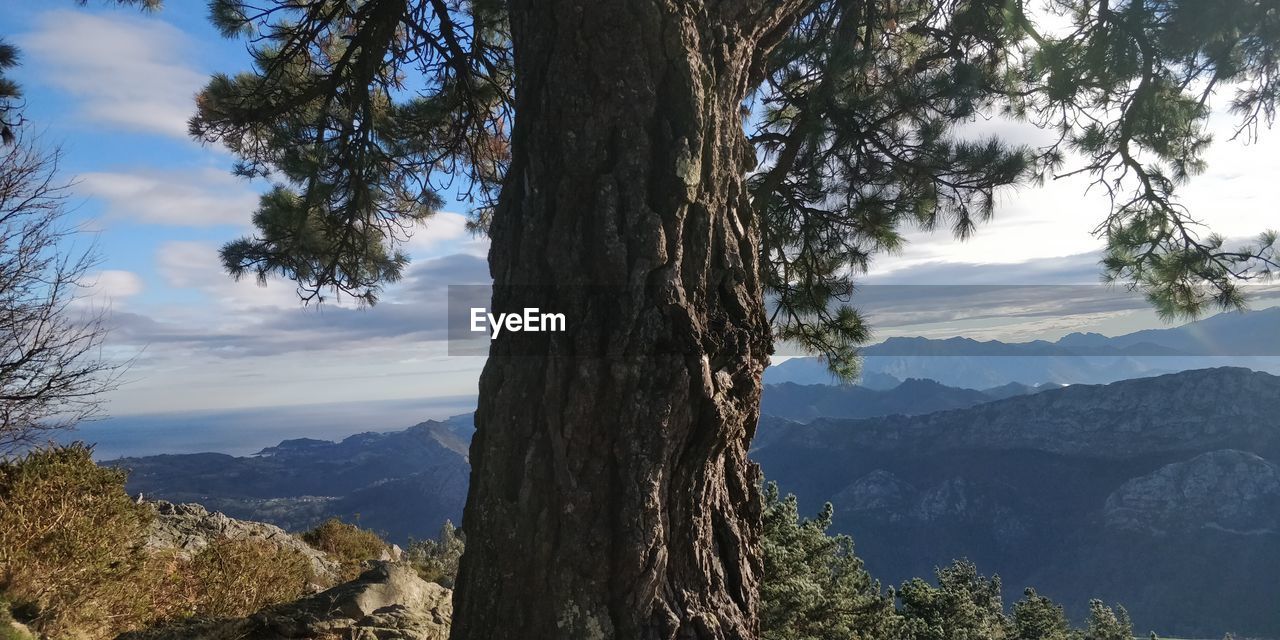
left=1, top=2, right=1277, bottom=416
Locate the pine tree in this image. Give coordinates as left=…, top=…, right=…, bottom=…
left=756, top=485, right=1144, bottom=640
left=406, top=520, right=466, bottom=588
left=1012, top=587, right=1073, bottom=640
left=759, top=483, right=901, bottom=640
left=186, top=1, right=1280, bottom=637
left=0, top=39, right=19, bottom=145
left=1083, top=599, right=1135, bottom=640
left=897, top=559, right=1013, bottom=640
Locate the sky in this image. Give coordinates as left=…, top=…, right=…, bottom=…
left=1, top=3, right=1278, bottom=417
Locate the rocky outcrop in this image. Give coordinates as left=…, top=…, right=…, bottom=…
left=143, top=500, right=341, bottom=584
left=117, top=562, right=451, bottom=640
left=831, top=472, right=1030, bottom=543
left=1105, top=449, right=1280, bottom=535
left=832, top=469, right=915, bottom=514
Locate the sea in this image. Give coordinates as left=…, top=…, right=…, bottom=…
left=55, top=395, right=478, bottom=460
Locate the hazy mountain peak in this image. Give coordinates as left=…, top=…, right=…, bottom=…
left=1055, top=331, right=1110, bottom=347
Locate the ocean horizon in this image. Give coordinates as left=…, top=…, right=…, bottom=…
left=56, top=395, right=479, bottom=460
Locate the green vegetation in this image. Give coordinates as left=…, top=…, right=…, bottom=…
left=760, top=483, right=898, bottom=639
left=758, top=483, right=1142, bottom=640
left=0, top=445, right=316, bottom=639
left=406, top=520, right=466, bottom=588
left=0, top=443, right=1198, bottom=639
left=1083, top=599, right=1136, bottom=640
left=0, top=443, right=156, bottom=637
left=0, top=598, right=34, bottom=640
left=300, top=517, right=388, bottom=582
left=1012, top=588, right=1073, bottom=640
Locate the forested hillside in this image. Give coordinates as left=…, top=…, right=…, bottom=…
left=754, top=367, right=1280, bottom=636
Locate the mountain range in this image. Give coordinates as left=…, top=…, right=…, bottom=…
left=114, top=414, right=474, bottom=542
left=765, top=305, right=1280, bottom=387
left=753, top=367, right=1280, bottom=637
left=109, top=366, right=1280, bottom=637
left=758, top=377, right=1058, bottom=425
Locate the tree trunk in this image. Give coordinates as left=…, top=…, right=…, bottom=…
left=451, top=2, right=800, bottom=639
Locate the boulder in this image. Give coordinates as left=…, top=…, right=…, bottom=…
left=117, top=562, right=451, bottom=640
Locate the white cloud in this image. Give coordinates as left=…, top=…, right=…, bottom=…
left=100, top=244, right=486, bottom=412
left=17, top=11, right=207, bottom=138
left=402, top=211, right=490, bottom=261
left=86, top=269, right=144, bottom=301
left=78, top=168, right=258, bottom=227
left=873, top=106, right=1280, bottom=276
left=155, top=240, right=301, bottom=310
left=155, top=240, right=217, bottom=289
left=404, top=212, right=468, bottom=251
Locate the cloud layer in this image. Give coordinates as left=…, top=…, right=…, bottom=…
left=79, top=168, right=259, bottom=227
left=18, top=11, right=208, bottom=138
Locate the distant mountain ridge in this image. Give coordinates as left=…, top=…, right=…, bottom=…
left=761, top=367, right=1280, bottom=459
left=113, top=378, right=1002, bottom=542
left=765, top=305, right=1280, bottom=387
left=758, top=378, right=1045, bottom=424
left=114, top=418, right=472, bottom=542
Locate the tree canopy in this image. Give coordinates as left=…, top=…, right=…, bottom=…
left=1, top=1, right=1277, bottom=367
left=187, top=0, right=1280, bottom=373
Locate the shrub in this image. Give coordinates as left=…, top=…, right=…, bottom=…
left=406, top=520, right=465, bottom=587
left=300, top=517, right=388, bottom=581
left=0, top=444, right=319, bottom=638
left=175, top=538, right=313, bottom=618
left=0, top=443, right=154, bottom=637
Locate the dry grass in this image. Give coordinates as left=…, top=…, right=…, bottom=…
left=300, top=518, right=388, bottom=582
left=176, top=539, right=313, bottom=618
left=0, top=443, right=154, bottom=637
left=0, top=444, right=315, bottom=639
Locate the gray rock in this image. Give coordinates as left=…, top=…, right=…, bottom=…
left=1105, top=449, right=1280, bottom=535
left=381, top=544, right=404, bottom=562
left=912, top=477, right=972, bottom=521
left=117, top=562, right=451, bottom=640
left=143, top=500, right=341, bottom=585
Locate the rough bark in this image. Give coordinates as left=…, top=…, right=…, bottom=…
left=451, top=2, right=801, bottom=639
